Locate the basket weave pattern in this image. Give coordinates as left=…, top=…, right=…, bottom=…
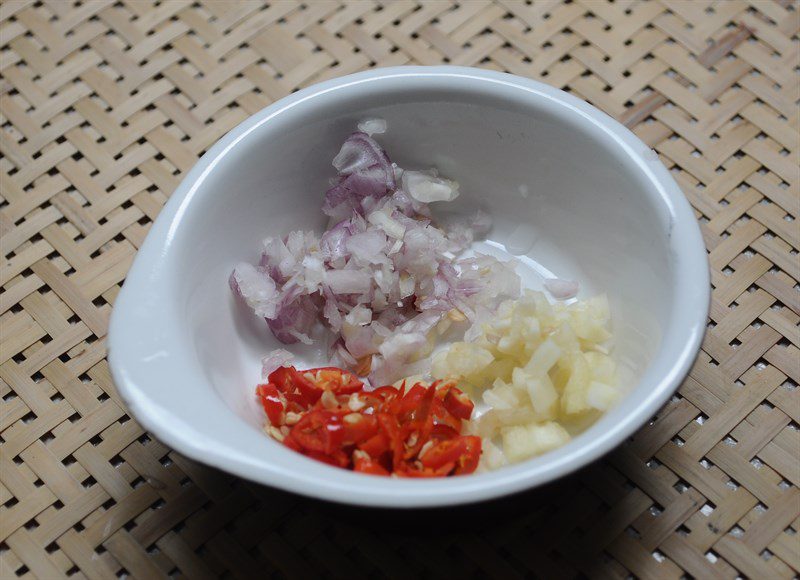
left=1, top=1, right=798, bottom=578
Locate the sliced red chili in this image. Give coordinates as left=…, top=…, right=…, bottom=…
left=257, top=367, right=478, bottom=478
left=268, top=366, right=319, bottom=406
left=420, top=435, right=482, bottom=475
left=374, top=412, right=406, bottom=471
left=341, top=412, right=378, bottom=445
left=395, top=460, right=456, bottom=478
left=289, top=410, right=346, bottom=455
left=353, top=453, right=390, bottom=475
left=308, top=367, right=364, bottom=395
left=443, top=386, right=475, bottom=420
left=256, top=383, right=284, bottom=426
left=269, top=366, right=365, bottom=408
left=414, top=380, right=439, bottom=423
left=267, top=366, right=295, bottom=391
left=453, top=436, right=482, bottom=475
left=389, top=383, right=427, bottom=420
left=401, top=382, right=437, bottom=459
left=283, top=432, right=302, bottom=453
left=373, top=386, right=404, bottom=402
left=358, top=431, right=390, bottom=458
left=430, top=423, right=460, bottom=441
left=358, top=386, right=403, bottom=416
left=304, top=449, right=350, bottom=468
left=432, top=397, right=462, bottom=432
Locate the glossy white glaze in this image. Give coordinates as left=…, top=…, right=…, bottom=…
left=108, top=67, right=709, bottom=507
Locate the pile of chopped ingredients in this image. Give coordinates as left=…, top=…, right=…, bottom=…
left=433, top=290, right=620, bottom=469
left=230, top=121, right=519, bottom=387
left=233, top=120, right=621, bottom=476
left=257, top=365, right=480, bottom=477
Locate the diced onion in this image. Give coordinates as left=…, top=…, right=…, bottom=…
left=232, top=120, right=517, bottom=385
left=230, top=263, right=279, bottom=318
left=402, top=170, right=460, bottom=203
left=325, top=270, right=372, bottom=294
left=261, top=349, right=294, bottom=378
left=544, top=278, right=579, bottom=300
left=357, top=117, right=387, bottom=136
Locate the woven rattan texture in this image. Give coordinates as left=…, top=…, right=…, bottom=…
left=1, top=1, right=798, bottom=578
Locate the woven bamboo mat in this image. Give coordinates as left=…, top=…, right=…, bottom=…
left=1, top=0, right=798, bottom=578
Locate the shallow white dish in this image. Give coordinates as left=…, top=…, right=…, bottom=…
left=109, top=66, right=709, bottom=508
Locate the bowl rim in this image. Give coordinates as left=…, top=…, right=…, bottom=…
left=109, top=65, right=710, bottom=507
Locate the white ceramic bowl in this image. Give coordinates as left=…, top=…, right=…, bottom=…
left=109, top=66, right=709, bottom=507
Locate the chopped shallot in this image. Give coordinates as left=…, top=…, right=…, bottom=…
left=357, top=117, right=387, bottom=136
left=261, top=349, right=294, bottom=378
left=402, top=170, right=460, bottom=203
left=231, top=120, right=519, bottom=385
left=544, top=278, right=579, bottom=300
left=229, top=262, right=279, bottom=318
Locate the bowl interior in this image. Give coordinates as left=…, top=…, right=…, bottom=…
left=185, top=82, right=672, bottom=427
left=112, top=70, right=706, bottom=506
